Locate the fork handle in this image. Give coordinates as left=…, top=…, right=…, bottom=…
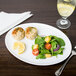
left=55, top=54, right=73, bottom=76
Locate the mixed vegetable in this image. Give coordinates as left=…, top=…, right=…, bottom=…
left=32, top=35, right=65, bottom=59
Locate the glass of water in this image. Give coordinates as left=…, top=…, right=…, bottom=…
left=56, top=0, right=75, bottom=29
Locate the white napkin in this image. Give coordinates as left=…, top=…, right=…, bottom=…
left=0, top=11, right=33, bottom=36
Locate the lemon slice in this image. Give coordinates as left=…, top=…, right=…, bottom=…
left=13, top=41, right=25, bottom=54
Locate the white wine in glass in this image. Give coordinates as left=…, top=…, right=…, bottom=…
left=56, top=0, right=75, bottom=29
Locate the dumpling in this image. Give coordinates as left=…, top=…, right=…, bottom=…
left=25, top=27, right=38, bottom=40
left=12, top=27, right=25, bottom=40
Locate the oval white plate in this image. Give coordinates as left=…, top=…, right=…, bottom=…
left=5, top=23, right=72, bottom=66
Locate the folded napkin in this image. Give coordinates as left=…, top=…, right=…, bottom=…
left=0, top=11, right=33, bottom=36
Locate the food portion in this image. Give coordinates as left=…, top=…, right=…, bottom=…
left=13, top=41, right=26, bottom=54
left=12, top=27, right=25, bottom=40
left=11, top=26, right=65, bottom=59
left=12, top=26, right=38, bottom=55
left=25, top=27, right=38, bottom=40
left=32, top=35, right=65, bottom=59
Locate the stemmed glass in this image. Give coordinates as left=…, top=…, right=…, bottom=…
left=56, top=0, right=75, bottom=29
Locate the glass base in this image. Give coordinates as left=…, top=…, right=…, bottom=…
left=56, top=18, right=71, bottom=29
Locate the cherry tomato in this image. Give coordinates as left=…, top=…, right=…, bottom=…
left=45, top=43, right=52, bottom=50
left=32, top=49, right=39, bottom=56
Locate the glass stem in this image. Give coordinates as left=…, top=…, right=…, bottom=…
left=60, top=17, right=68, bottom=25
left=62, top=17, right=67, bottom=20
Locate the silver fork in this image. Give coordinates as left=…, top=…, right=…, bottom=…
left=55, top=46, right=76, bottom=76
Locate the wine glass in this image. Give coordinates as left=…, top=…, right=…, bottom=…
left=56, top=0, right=75, bottom=29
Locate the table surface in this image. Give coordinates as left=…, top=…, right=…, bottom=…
left=0, top=0, right=76, bottom=76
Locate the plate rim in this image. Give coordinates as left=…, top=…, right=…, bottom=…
left=5, top=22, right=72, bottom=66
